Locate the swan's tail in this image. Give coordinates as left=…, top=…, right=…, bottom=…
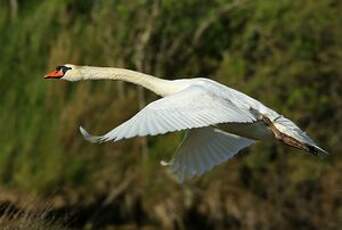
left=260, top=114, right=329, bottom=157
left=272, top=127, right=328, bottom=157
left=305, top=144, right=329, bottom=156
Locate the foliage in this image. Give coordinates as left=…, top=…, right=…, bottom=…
left=0, top=0, right=341, bottom=228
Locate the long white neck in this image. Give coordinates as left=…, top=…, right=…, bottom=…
left=78, top=66, right=183, bottom=97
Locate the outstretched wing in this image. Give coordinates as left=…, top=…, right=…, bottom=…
left=161, top=127, right=255, bottom=182
left=80, top=85, right=256, bottom=143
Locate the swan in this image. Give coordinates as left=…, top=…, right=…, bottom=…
left=44, top=64, right=328, bottom=182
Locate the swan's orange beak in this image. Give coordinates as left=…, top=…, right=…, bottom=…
left=44, top=70, right=64, bottom=79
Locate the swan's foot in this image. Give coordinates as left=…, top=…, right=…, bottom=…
left=255, top=112, right=311, bottom=153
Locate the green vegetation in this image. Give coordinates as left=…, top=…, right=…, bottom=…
left=0, top=0, right=341, bottom=229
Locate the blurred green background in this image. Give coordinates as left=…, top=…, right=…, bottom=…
left=0, top=0, right=341, bottom=229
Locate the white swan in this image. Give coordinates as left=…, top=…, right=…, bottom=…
left=45, top=64, right=328, bottom=182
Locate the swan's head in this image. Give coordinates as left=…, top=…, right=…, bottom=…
left=44, top=64, right=82, bottom=81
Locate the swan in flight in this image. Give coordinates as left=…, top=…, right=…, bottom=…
left=44, top=64, right=328, bottom=182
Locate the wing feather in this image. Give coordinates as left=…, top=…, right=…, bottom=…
left=163, top=127, right=255, bottom=182
left=80, top=85, right=256, bottom=143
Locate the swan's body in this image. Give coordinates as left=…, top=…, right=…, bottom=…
left=45, top=64, right=328, bottom=182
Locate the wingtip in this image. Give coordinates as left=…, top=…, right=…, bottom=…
left=160, top=160, right=170, bottom=166
left=79, top=126, right=102, bottom=143
left=79, top=126, right=90, bottom=139
left=79, top=126, right=87, bottom=135
left=160, top=160, right=187, bottom=184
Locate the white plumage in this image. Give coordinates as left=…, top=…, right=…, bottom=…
left=161, top=127, right=255, bottom=182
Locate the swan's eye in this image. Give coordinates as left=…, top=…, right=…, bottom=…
left=61, top=66, right=72, bottom=74
left=56, top=65, right=72, bottom=74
